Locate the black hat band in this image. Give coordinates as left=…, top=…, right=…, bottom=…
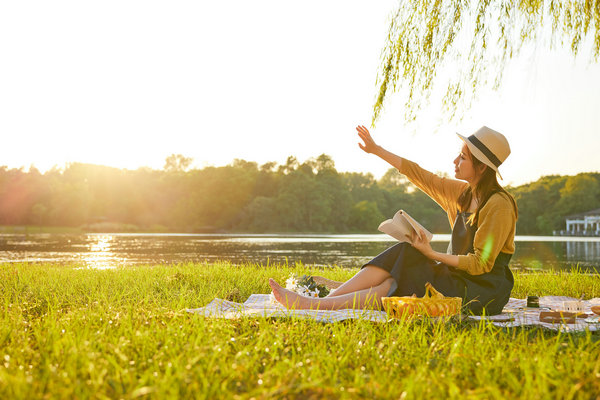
left=468, top=135, right=502, bottom=167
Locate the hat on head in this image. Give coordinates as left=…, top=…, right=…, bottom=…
left=456, top=126, right=510, bottom=180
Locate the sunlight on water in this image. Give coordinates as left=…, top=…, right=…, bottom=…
left=82, top=235, right=118, bottom=269
left=0, top=233, right=598, bottom=272
left=89, top=235, right=112, bottom=252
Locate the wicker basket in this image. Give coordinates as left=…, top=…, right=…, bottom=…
left=381, top=282, right=462, bottom=319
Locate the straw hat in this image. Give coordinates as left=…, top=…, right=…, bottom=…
left=456, top=126, right=510, bottom=179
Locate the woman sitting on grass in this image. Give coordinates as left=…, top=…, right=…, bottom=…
left=269, top=125, right=518, bottom=315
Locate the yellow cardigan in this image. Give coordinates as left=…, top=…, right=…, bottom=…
left=397, top=158, right=517, bottom=275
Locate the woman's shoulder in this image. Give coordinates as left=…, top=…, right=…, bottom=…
left=482, top=191, right=517, bottom=213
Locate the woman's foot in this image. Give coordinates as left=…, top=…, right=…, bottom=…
left=269, top=278, right=312, bottom=309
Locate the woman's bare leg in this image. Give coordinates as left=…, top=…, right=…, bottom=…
left=269, top=277, right=394, bottom=310
left=325, top=266, right=392, bottom=297
left=311, top=276, right=343, bottom=289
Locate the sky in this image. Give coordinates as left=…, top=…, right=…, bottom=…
left=1, top=1, right=599, bottom=187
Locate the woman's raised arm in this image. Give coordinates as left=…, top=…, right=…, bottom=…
left=356, top=125, right=403, bottom=170
left=356, top=124, right=467, bottom=214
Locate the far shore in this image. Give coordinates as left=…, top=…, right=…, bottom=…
left=3, top=225, right=600, bottom=243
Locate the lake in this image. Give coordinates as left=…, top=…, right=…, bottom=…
left=1, top=233, right=599, bottom=272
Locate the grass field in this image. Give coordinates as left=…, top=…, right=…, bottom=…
left=1, top=262, right=599, bottom=399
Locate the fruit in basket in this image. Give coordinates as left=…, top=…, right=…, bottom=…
left=381, top=282, right=462, bottom=318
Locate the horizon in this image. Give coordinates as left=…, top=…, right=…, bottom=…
left=5, top=152, right=599, bottom=188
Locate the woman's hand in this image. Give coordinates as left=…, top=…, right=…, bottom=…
left=413, top=229, right=461, bottom=267
left=356, top=125, right=379, bottom=154
left=411, top=229, right=434, bottom=258
left=356, top=124, right=405, bottom=171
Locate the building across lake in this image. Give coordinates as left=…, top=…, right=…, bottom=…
left=555, top=208, right=600, bottom=236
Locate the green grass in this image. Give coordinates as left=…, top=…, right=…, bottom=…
left=1, top=262, right=599, bottom=399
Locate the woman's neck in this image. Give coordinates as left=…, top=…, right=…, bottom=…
left=467, top=181, right=479, bottom=213
left=468, top=176, right=480, bottom=192
left=467, top=195, right=478, bottom=213
left=467, top=177, right=480, bottom=212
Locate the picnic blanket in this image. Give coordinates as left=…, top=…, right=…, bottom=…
left=186, top=294, right=600, bottom=332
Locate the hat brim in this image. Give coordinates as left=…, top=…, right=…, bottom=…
left=456, top=133, right=503, bottom=180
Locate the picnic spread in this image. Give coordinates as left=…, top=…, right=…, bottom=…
left=187, top=294, right=600, bottom=332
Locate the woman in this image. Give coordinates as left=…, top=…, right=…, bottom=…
left=269, top=125, right=518, bottom=315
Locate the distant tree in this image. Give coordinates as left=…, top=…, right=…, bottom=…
left=343, top=172, right=377, bottom=193
left=278, top=156, right=299, bottom=175
left=2, top=152, right=597, bottom=235
left=253, top=165, right=280, bottom=199
left=164, top=154, right=193, bottom=172
left=373, top=0, right=600, bottom=125
left=511, top=173, right=600, bottom=234
left=31, top=203, right=48, bottom=225
left=260, top=161, right=277, bottom=172
left=511, top=175, right=566, bottom=234
left=349, top=200, right=385, bottom=232
left=315, top=153, right=336, bottom=172
left=315, top=157, right=352, bottom=231
left=240, top=196, right=277, bottom=232
left=402, top=190, right=451, bottom=234
left=232, top=159, right=258, bottom=170
left=189, top=163, right=259, bottom=230
left=556, top=174, right=600, bottom=216
left=0, top=169, right=31, bottom=224
left=378, top=168, right=409, bottom=191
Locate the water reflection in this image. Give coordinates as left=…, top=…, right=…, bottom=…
left=0, top=233, right=598, bottom=272
left=566, top=241, right=600, bottom=263
left=82, top=235, right=118, bottom=269
left=90, top=235, right=111, bottom=252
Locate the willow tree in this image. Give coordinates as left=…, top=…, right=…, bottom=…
left=372, top=0, right=600, bottom=125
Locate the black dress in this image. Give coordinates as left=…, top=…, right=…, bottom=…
left=364, top=210, right=514, bottom=315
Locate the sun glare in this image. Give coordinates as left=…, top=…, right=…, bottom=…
left=84, top=235, right=117, bottom=269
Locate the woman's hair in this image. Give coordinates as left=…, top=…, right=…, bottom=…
left=457, top=147, right=518, bottom=224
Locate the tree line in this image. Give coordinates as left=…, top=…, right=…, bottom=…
left=0, top=154, right=598, bottom=235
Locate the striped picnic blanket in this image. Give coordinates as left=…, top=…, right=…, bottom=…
left=186, top=294, right=600, bottom=332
